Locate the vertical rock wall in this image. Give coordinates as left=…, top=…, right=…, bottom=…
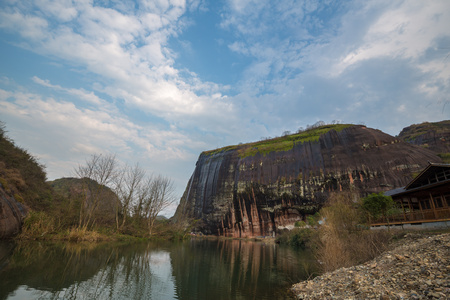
left=174, top=125, right=442, bottom=237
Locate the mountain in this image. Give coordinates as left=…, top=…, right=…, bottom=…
left=173, top=124, right=445, bottom=238
left=398, top=120, right=450, bottom=163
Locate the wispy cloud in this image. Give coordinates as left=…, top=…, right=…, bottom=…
left=32, top=76, right=104, bottom=105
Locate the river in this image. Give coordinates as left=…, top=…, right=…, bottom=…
left=0, top=238, right=316, bottom=300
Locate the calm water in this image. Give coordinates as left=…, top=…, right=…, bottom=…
left=0, top=238, right=316, bottom=300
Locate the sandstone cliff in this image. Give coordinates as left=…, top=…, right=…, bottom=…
left=398, top=120, right=450, bottom=162
left=174, top=125, right=442, bottom=238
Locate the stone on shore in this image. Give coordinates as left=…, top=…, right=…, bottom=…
left=291, top=233, right=449, bottom=300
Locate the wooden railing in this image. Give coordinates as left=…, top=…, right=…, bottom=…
left=372, top=207, right=450, bottom=225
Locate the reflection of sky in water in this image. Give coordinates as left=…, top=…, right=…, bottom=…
left=149, top=252, right=177, bottom=299
left=6, top=250, right=177, bottom=300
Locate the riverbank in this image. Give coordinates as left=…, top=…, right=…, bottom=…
left=291, top=231, right=449, bottom=299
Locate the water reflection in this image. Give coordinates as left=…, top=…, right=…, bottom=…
left=0, top=239, right=315, bottom=300
left=171, top=239, right=314, bottom=300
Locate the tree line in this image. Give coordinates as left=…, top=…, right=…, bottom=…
left=74, top=153, right=175, bottom=236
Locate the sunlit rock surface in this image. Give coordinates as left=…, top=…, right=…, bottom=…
left=174, top=125, right=442, bottom=237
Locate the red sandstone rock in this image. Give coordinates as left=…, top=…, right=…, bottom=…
left=174, top=125, right=445, bottom=237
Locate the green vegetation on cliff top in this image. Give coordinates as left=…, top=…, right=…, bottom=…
left=437, top=153, right=450, bottom=164
left=203, top=124, right=354, bottom=158
left=399, top=120, right=450, bottom=142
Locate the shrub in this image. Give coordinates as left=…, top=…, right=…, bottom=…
left=295, top=221, right=306, bottom=227
left=306, top=212, right=320, bottom=227
left=316, top=192, right=391, bottom=272
left=276, top=228, right=316, bottom=249
left=362, top=192, right=394, bottom=223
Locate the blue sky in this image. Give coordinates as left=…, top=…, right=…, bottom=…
left=1, top=0, right=449, bottom=216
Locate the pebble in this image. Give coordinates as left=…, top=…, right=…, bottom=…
left=291, top=233, right=450, bottom=300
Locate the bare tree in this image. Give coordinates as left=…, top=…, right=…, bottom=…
left=74, top=153, right=176, bottom=234
left=113, top=163, right=145, bottom=230
left=74, top=153, right=118, bottom=229
left=141, top=175, right=175, bottom=235
left=133, top=175, right=153, bottom=223
left=313, top=120, right=326, bottom=128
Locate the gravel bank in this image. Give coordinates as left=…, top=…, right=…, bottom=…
left=291, top=232, right=449, bottom=300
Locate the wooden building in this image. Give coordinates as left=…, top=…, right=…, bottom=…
left=376, top=163, right=450, bottom=226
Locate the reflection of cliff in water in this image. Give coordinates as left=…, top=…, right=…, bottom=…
left=0, top=241, right=176, bottom=300
left=0, top=239, right=315, bottom=300
left=170, top=239, right=315, bottom=300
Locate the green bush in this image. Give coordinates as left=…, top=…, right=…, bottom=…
left=306, top=212, right=320, bottom=226
left=362, top=192, right=395, bottom=223
left=437, top=153, right=450, bottom=163
left=295, top=221, right=306, bottom=227
left=276, top=228, right=316, bottom=249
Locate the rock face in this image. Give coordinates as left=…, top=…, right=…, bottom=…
left=0, top=185, right=27, bottom=238
left=174, top=125, right=442, bottom=237
left=399, top=120, right=450, bottom=154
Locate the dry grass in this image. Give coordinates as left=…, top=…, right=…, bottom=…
left=316, top=192, right=391, bottom=272
left=17, top=211, right=57, bottom=240
left=17, top=211, right=112, bottom=242
left=65, top=227, right=109, bottom=242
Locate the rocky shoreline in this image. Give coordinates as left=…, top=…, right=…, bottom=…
left=291, top=232, right=449, bottom=300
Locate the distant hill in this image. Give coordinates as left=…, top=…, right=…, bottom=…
left=398, top=120, right=450, bottom=163
left=49, top=177, right=119, bottom=227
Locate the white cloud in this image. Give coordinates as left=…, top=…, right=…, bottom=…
left=336, top=0, right=450, bottom=75
left=0, top=11, right=48, bottom=40
left=0, top=87, right=196, bottom=168
left=35, top=0, right=78, bottom=22
left=32, top=76, right=104, bottom=105
left=228, top=41, right=249, bottom=55
left=0, top=1, right=242, bottom=143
